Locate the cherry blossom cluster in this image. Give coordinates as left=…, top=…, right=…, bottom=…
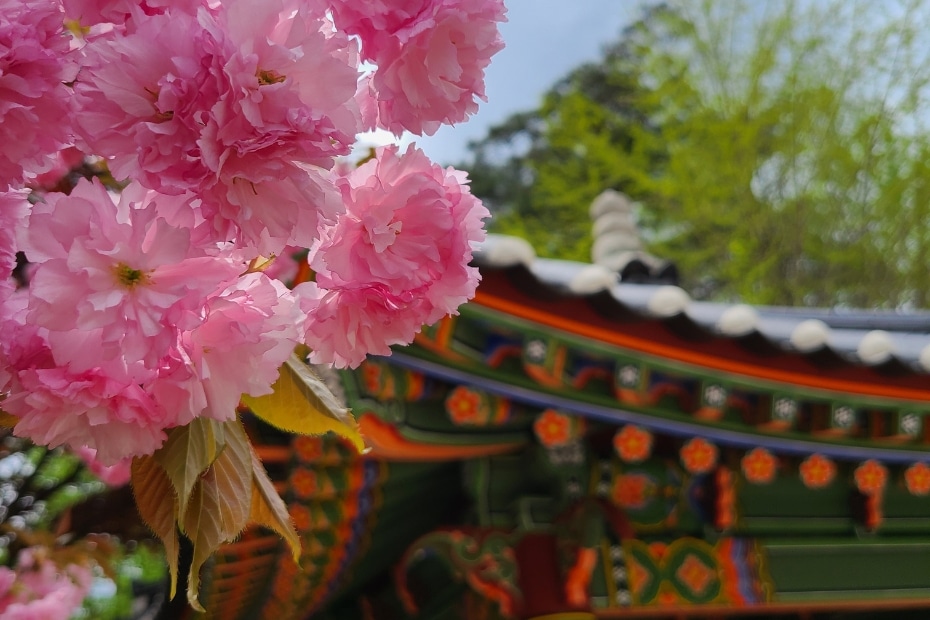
left=0, top=549, right=93, bottom=620
left=0, top=0, right=505, bottom=464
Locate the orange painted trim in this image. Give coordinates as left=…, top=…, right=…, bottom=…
left=358, top=413, right=524, bottom=461
left=593, top=598, right=930, bottom=618
left=474, top=291, right=930, bottom=403
left=252, top=445, right=292, bottom=464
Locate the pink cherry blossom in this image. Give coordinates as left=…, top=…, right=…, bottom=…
left=74, top=0, right=361, bottom=256
left=201, top=164, right=344, bottom=256
left=0, top=0, right=76, bottom=185
left=4, top=362, right=171, bottom=465
left=73, top=9, right=220, bottom=194
left=0, top=0, right=499, bottom=470
left=325, top=0, right=434, bottom=60
left=0, top=551, right=92, bottom=620
left=262, top=245, right=305, bottom=284
left=62, top=0, right=203, bottom=28
left=0, top=188, right=29, bottom=300
left=200, top=0, right=360, bottom=182
left=19, top=178, right=243, bottom=372
left=315, top=144, right=487, bottom=321
left=296, top=281, right=429, bottom=369
left=74, top=446, right=132, bottom=486
left=342, top=0, right=507, bottom=135
left=162, top=273, right=303, bottom=423
left=28, top=147, right=86, bottom=194
left=299, top=145, right=488, bottom=367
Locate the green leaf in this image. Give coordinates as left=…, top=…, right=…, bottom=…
left=242, top=353, right=365, bottom=453
left=248, top=446, right=300, bottom=563
left=131, top=456, right=180, bottom=600
left=154, top=417, right=227, bottom=520
left=181, top=419, right=252, bottom=612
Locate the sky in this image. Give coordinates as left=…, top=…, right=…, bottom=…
left=405, top=1, right=645, bottom=166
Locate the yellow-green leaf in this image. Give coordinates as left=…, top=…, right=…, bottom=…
left=154, top=417, right=227, bottom=520
left=248, top=447, right=300, bottom=562
left=242, top=353, right=365, bottom=452
left=131, top=456, right=180, bottom=600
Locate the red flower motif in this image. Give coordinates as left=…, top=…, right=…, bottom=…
left=533, top=409, right=573, bottom=447
left=854, top=459, right=888, bottom=496
left=289, top=504, right=312, bottom=532
left=680, top=437, right=718, bottom=474
left=799, top=454, right=836, bottom=489
left=613, top=425, right=653, bottom=463
left=290, top=468, right=318, bottom=499
left=905, top=462, right=930, bottom=496
left=445, top=385, right=487, bottom=426
left=293, top=435, right=324, bottom=462
left=611, top=473, right=655, bottom=509
left=741, top=447, right=777, bottom=484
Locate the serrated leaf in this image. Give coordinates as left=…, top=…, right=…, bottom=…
left=181, top=421, right=251, bottom=612
left=182, top=474, right=222, bottom=612
left=210, top=419, right=252, bottom=536
left=242, top=353, right=365, bottom=452
left=131, top=456, right=180, bottom=600
left=248, top=446, right=300, bottom=563
left=154, top=417, right=227, bottom=520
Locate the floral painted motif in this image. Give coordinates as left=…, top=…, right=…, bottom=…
left=533, top=409, right=575, bottom=447
left=854, top=459, right=888, bottom=496
left=799, top=454, right=836, bottom=489
left=905, top=462, right=930, bottom=496
left=741, top=447, right=777, bottom=484
left=445, top=385, right=488, bottom=426
left=293, top=435, right=325, bottom=463
left=679, top=438, right=718, bottom=475
left=613, top=425, right=653, bottom=463
left=611, top=473, right=656, bottom=510
left=289, top=468, right=318, bottom=500
left=288, top=504, right=312, bottom=533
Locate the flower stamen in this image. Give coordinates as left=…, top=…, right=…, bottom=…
left=257, top=69, right=286, bottom=85
left=113, top=263, right=149, bottom=288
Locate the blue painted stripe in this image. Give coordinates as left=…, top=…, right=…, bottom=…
left=385, top=353, right=930, bottom=464
left=732, top=538, right=760, bottom=604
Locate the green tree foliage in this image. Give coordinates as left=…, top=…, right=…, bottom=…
left=464, top=0, right=930, bottom=307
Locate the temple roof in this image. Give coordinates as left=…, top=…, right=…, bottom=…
left=474, top=233, right=930, bottom=374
